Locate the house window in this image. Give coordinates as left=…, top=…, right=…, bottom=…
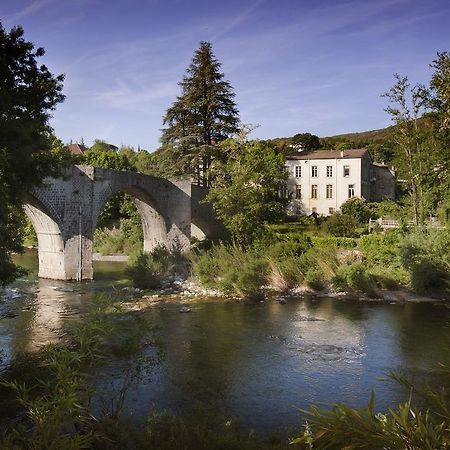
left=326, top=184, right=333, bottom=199
left=295, top=165, right=301, bottom=178
left=311, top=166, right=318, bottom=177
left=329, top=207, right=335, bottom=214
left=326, top=165, right=333, bottom=177
left=284, top=165, right=290, bottom=175
left=295, top=184, right=302, bottom=199
left=311, top=184, right=318, bottom=199
left=348, top=184, right=355, bottom=198
left=343, top=165, right=350, bottom=177
left=296, top=207, right=302, bottom=215
left=280, top=184, right=288, bottom=198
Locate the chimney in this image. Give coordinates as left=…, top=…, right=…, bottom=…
left=340, top=150, right=344, bottom=158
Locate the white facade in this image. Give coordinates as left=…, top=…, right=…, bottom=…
left=284, top=149, right=373, bottom=216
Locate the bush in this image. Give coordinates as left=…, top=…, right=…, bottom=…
left=192, top=244, right=269, bottom=298
left=304, top=267, right=324, bottom=291
left=126, top=245, right=189, bottom=290
left=340, top=197, right=373, bottom=224
left=311, top=236, right=358, bottom=249
left=323, top=213, right=358, bottom=237
left=94, top=216, right=143, bottom=258
left=264, top=236, right=312, bottom=260
left=334, top=263, right=377, bottom=296
left=358, top=230, right=403, bottom=268
left=400, top=228, right=450, bottom=292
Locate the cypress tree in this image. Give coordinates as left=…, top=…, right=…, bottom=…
left=161, top=41, right=239, bottom=186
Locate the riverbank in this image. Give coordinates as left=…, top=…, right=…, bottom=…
left=121, top=275, right=450, bottom=312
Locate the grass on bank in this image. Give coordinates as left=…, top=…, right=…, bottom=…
left=124, top=222, right=450, bottom=300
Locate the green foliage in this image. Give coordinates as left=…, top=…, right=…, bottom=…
left=96, top=192, right=139, bottom=229
left=323, top=213, right=359, bottom=237
left=400, top=228, right=450, bottom=292
left=96, top=407, right=290, bottom=450
left=430, top=52, right=450, bottom=130
left=359, top=228, right=450, bottom=293
left=340, top=197, right=373, bottom=224
left=161, top=41, right=239, bottom=185
left=206, top=140, right=289, bottom=245
left=359, top=230, right=403, bottom=268
left=303, top=268, right=324, bottom=291
left=372, top=199, right=408, bottom=220
left=334, top=263, right=377, bottom=296
left=94, top=216, right=143, bottom=258
left=126, top=245, right=189, bottom=290
left=192, top=243, right=269, bottom=298
left=264, top=238, right=312, bottom=260
left=290, top=133, right=321, bottom=152
left=0, top=22, right=65, bottom=284
left=81, top=139, right=135, bottom=171
left=292, top=364, right=450, bottom=449
left=310, top=236, right=358, bottom=249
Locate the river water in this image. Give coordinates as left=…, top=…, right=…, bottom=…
left=1, top=250, right=450, bottom=434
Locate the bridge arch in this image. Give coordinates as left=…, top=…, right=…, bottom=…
left=23, top=193, right=66, bottom=279
left=93, top=184, right=170, bottom=254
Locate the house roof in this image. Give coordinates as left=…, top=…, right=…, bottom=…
left=67, top=143, right=86, bottom=155
left=286, top=148, right=369, bottom=160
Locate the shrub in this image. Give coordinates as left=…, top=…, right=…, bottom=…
left=94, top=217, right=143, bottom=258
left=333, top=263, right=377, bottom=296
left=126, top=245, right=189, bottom=290
left=340, top=197, right=373, bottom=224
left=304, top=267, right=324, bottom=291
left=233, top=260, right=268, bottom=299
left=192, top=244, right=269, bottom=298
left=311, top=236, right=358, bottom=249
left=323, top=213, right=358, bottom=237
left=400, top=228, right=450, bottom=292
left=264, top=236, right=312, bottom=260
left=358, top=230, right=403, bottom=268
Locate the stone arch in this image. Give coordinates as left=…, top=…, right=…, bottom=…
left=190, top=184, right=222, bottom=241
left=23, top=193, right=66, bottom=279
left=93, top=184, right=170, bottom=254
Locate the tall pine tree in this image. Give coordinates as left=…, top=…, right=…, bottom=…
left=161, top=41, right=239, bottom=186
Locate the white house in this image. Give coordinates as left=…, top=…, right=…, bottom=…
left=284, top=149, right=396, bottom=216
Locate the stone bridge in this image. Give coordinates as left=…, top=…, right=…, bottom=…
left=23, top=165, right=219, bottom=280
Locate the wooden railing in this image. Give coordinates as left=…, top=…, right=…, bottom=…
left=368, top=217, right=443, bottom=231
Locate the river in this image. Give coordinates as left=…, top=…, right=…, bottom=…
left=1, top=250, right=450, bottom=434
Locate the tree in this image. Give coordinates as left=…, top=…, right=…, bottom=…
left=161, top=41, right=239, bottom=185
left=0, top=22, right=65, bottom=284
left=81, top=140, right=138, bottom=227
left=427, top=52, right=450, bottom=222
left=429, top=52, right=450, bottom=130
left=81, top=139, right=134, bottom=171
left=205, top=139, right=289, bottom=246
left=382, top=74, right=429, bottom=224
left=291, top=132, right=321, bottom=152
left=340, top=197, right=373, bottom=224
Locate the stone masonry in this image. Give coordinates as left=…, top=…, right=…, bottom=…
left=24, top=165, right=218, bottom=280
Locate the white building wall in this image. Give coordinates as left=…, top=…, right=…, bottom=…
left=285, top=157, right=363, bottom=216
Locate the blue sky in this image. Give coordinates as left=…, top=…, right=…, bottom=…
left=1, top=0, right=449, bottom=151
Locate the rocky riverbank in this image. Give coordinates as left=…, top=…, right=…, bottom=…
left=121, top=275, right=449, bottom=311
